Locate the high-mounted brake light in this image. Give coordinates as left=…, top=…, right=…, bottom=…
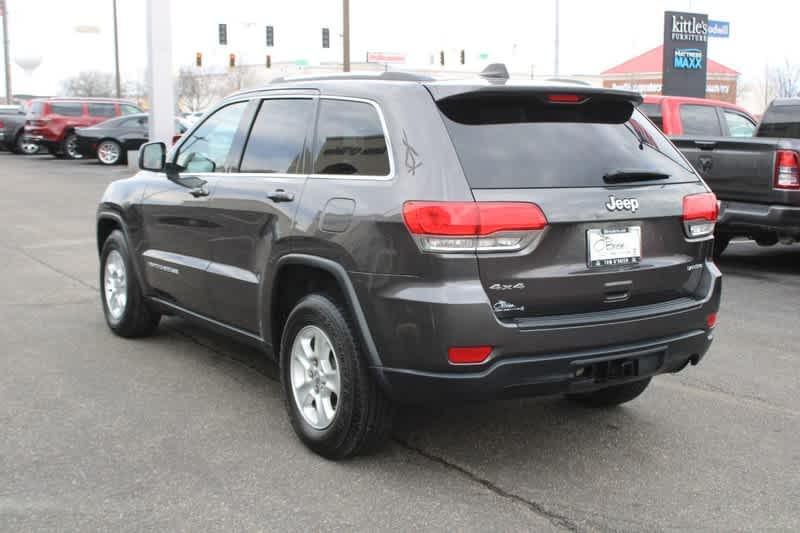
left=546, top=93, right=588, bottom=104
left=402, top=201, right=548, bottom=253
left=682, top=192, right=718, bottom=238
left=774, top=150, right=800, bottom=190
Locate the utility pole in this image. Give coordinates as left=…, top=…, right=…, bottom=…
left=112, top=0, right=121, bottom=98
left=342, top=0, right=350, bottom=72
left=1, top=0, right=12, bottom=104
left=553, top=0, right=560, bottom=77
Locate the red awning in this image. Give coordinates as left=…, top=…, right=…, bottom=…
left=602, top=45, right=738, bottom=76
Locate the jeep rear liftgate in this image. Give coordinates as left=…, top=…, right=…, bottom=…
left=433, top=88, right=712, bottom=319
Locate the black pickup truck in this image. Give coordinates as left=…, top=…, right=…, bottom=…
left=662, top=98, right=800, bottom=257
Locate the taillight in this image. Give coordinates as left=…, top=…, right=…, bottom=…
left=682, top=192, right=718, bottom=238
left=706, top=312, right=718, bottom=329
left=774, top=150, right=800, bottom=190
left=402, top=201, right=548, bottom=253
left=448, top=346, right=493, bottom=364
left=0, top=120, right=4, bottom=129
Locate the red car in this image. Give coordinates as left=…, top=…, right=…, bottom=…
left=23, top=97, right=142, bottom=159
left=640, top=95, right=757, bottom=138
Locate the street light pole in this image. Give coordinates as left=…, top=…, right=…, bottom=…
left=342, top=0, right=350, bottom=72
left=112, top=0, right=121, bottom=98
left=1, top=0, right=12, bottom=104
left=553, top=0, right=560, bottom=77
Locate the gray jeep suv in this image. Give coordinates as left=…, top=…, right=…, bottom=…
left=96, top=67, right=721, bottom=458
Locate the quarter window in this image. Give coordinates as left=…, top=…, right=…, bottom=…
left=680, top=104, right=722, bottom=136
left=723, top=110, right=756, bottom=138
left=312, top=99, right=390, bottom=176
left=121, top=104, right=141, bottom=115
left=240, top=99, right=314, bottom=174
left=88, top=103, right=117, bottom=117
left=176, top=102, right=247, bottom=173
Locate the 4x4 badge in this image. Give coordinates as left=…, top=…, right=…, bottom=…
left=605, top=195, right=639, bottom=213
left=489, top=283, right=525, bottom=291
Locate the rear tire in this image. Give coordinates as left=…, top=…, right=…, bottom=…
left=97, top=139, right=122, bottom=165
left=100, top=230, right=160, bottom=338
left=280, top=293, right=393, bottom=459
left=14, top=133, right=40, bottom=155
left=566, top=377, right=651, bottom=407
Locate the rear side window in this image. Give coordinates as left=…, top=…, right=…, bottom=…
left=88, top=103, right=116, bottom=117
left=312, top=99, right=390, bottom=176
left=50, top=102, right=83, bottom=117
left=757, top=104, right=800, bottom=139
left=240, top=98, right=314, bottom=174
left=438, top=95, right=696, bottom=189
left=639, top=103, right=663, bottom=131
left=121, top=104, right=141, bottom=115
left=723, top=110, right=756, bottom=138
left=680, top=104, right=722, bottom=136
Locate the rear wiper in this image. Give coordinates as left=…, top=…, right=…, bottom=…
left=603, top=170, right=670, bottom=184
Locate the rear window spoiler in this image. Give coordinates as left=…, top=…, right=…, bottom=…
left=425, top=83, right=643, bottom=107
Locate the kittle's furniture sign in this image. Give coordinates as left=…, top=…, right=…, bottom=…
left=662, top=11, right=709, bottom=98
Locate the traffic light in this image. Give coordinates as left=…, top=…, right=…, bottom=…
left=266, top=25, right=274, bottom=47
left=266, top=54, right=272, bottom=68
left=229, top=53, right=236, bottom=68
left=322, top=27, right=330, bottom=48
left=195, top=52, right=202, bottom=67
left=460, top=49, right=465, bottom=65
left=218, top=23, right=227, bottom=45
left=439, top=50, right=445, bottom=66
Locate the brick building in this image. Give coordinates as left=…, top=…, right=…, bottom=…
left=601, top=45, right=739, bottom=103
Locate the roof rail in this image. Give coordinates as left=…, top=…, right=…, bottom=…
left=270, top=71, right=435, bottom=84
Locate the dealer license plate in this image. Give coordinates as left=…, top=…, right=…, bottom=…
left=587, top=227, right=641, bottom=267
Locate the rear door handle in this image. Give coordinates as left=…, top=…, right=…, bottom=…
left=267, top=189, right=295, bottom=202
left=189, top=187, right=209, bottom=197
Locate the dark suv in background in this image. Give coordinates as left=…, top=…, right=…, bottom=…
left=24, top=97, right=142, bottom=159
left=96, top=68, right=721, bottom=458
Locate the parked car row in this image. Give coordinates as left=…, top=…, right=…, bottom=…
left=2, top=96, right=192, bottom=165
left=640, top=95, right=800, bottom=256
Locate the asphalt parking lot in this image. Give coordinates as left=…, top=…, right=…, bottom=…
left=1, top=152, right=798, bottom=532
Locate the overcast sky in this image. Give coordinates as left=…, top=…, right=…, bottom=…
left=2, top=0, right=798, bottom=96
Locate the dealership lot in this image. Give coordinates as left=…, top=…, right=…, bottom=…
left=1, top=153, right=798, bottom=531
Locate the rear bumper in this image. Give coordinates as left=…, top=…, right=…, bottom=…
left=359, top=261, right=721, bottom=403
left=377, top=328, right=712, bottom=403
left=23, top=135, right=59, bottom=152
left=718, top=200, right=800, bottom=237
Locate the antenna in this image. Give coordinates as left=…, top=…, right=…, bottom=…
left=480, top=63, right=509, bottom=80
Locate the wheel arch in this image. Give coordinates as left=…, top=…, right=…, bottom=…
left=269, top=254, right=384, bottom=372
left=96, top=210, right=149, bottom=295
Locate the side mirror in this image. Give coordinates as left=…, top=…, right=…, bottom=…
left=138, top=141, right=166, bottom=171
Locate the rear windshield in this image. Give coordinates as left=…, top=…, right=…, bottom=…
left=757, top=104, right=800, bottom=139
left=438, top=96, right=696, bottom=189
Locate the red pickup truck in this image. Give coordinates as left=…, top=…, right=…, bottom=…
left=640, top=95, right=757, bottom=137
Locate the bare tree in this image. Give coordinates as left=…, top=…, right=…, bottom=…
left=61, top=71, right=115, bottom=97
left=770, top=60, right=800, bottom=98
left=222, top=65, right=261, bottom=94
left=175, top=67, right=219, bottom=112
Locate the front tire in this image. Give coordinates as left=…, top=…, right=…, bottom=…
left=97, top=139, right=122, bottom=165
left=280, top=294, right=393, bottom=459
left=61, top=132, right=82, bottom=159
left=566, top=377, right=652, bottom=407
left=100, top=230, right=160, bottom=337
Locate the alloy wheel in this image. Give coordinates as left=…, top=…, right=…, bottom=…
left=104, top=250, right=128, bottom=320
left=97, top=141, right=121, bottom=165
left=289, top=325, right=341, bottom=430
